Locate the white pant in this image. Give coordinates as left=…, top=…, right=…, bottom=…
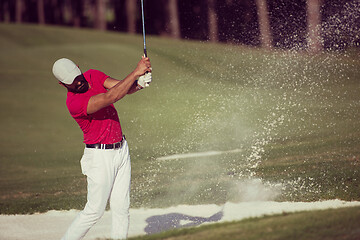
left=61, top=140, right=131, bottom=240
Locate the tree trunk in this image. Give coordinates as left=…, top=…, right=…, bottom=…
left=37, top=0, right=45, bottom=25
left=0, top=1, right=3, bottom=21
left=208, top=0, right=218, bottom=42
left=49, top=0, right=64, bottom=25
left=72, top=0, right=84, bottom=28
left=95, top=0, right=107, bottom=31
left=125, top=0, right=136, bottom=34
left=16, top=0, right=24, bottom=23
left=255, top=0, right=272, bottom=49
left=0, top=1, right=4, bottom=22
left=167, top=0, right=180, bottom=39
left=112, top=0, right=126, bottom=31
left=307, top=0, right=323, bottom=53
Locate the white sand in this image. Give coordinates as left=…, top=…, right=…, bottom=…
left=1, top=200, right=359, bottom=240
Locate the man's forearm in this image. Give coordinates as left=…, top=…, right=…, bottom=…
left=127, top=81, right=142, bottom=94
left=107, top=71, right=138, bottom=102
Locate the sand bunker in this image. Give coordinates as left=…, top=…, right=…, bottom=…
left=0, top=199, right=359, bottom=240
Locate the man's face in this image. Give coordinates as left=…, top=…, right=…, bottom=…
left=64, top=74, right=89, bottom=93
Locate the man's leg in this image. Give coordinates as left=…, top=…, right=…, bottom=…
left=109, top=141, right=131, bottom=239
left=62, top=149, right=116, bottom=240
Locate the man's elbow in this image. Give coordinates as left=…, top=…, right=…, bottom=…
left=87, top=95, right=114, bottom=115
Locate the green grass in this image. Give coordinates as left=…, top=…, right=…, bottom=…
left=0, top=23, right=360, bottom=214
left=127, top=206, right=360, bottom=240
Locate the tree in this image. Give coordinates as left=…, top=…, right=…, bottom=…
left=72, top=0, right=84, bottom=28
left=208, top=0, right=218, bottom=42
left=255, top=0, right=272, bottom=49
left=306, top=0, right=323, bottom=53
left=125, top=0, right=136, bottom=34
left=37, top=0, right=45, bottom=25
left=167, top=0, right=180, bottom=39
left=16, top=0, right=24, bottom=23
left=46, top=0, right=65, bottom=25
left=0, top=0, right=8, bottom=22
left=95, top=0, right=107, bottom=31
left=112, top=0, right=126, bottom=32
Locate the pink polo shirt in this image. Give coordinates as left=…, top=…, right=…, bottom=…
left=66, top=69, right=123, bottom=144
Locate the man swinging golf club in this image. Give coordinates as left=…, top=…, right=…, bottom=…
left=52, top=56, right=151, bottom=240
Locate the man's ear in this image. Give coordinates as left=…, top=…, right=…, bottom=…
left=58, top=81, right=67, bottom=88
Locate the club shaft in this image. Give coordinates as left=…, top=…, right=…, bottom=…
left=141, top=0, right=147, bottom=57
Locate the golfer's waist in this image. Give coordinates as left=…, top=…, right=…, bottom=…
left=85, top=136, right=125, bottom=149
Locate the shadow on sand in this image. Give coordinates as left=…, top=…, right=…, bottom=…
left=144, top=209, right=224, bottom=235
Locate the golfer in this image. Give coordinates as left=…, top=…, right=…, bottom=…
left=52, top=56, right=152, bottom=240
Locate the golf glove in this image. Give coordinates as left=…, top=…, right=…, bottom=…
left=138, top=72, right=152, bottom=88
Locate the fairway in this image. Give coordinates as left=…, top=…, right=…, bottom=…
left=0, top=23, right=360, bottom=216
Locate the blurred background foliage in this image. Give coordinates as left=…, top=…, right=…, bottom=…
left=0, top=0, right=359, bottom=52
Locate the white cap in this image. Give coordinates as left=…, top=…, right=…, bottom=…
left=52, top=58, right=82, bottom=85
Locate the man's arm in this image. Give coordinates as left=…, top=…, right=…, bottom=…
left=104, top=77, right=141, bottom=94
left=87, top=57, right=151, bottom=115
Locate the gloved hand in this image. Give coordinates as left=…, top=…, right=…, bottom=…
left=138, top=72, right=152, bottom=88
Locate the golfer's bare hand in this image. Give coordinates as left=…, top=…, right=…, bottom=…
left=134, top=56, right=151, bottom=77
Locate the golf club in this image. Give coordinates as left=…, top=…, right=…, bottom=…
left=141, top=0, right=147, bottom=57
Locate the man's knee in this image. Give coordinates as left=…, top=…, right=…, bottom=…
left=83, top=203, right=106, bottom=220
